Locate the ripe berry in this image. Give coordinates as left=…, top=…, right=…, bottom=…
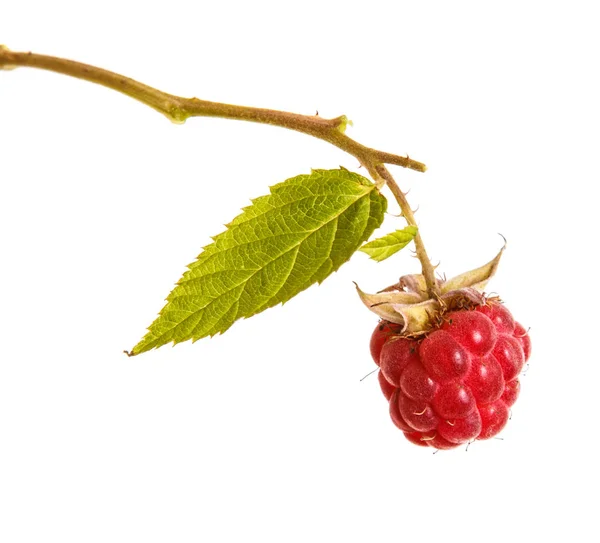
left=370, top=321, right=402, bottom=365
left=420, top=330, right=471, bottom=382
left=437, top=410, right=482, bottom=444
left=432, top=382, right=476, bottom=419
left=441, top=310, right=498, bottom=356
left=378, top=370, right=396, bottom=401
left=369, top=300, right=531, bottom=450
left=423, top=432, right=460, bottom=450
left=398, top=393, right=439, bottom=432
left=464, top=355, right=505, bottom=404
left=493, top=335, right=525, bottom=382
left=389, top=390, right=413, bottom=432
left=380, top=337, right=419, bottom=387
left=478, top=400, right=510, bottom=439
left=476, top=303, right=515, bottom=334
left=403, top=431, right=430, bottom=447
left=400, top=359, right=437, bottom=402
left=501, top=379, right=520, bottom=407
left=514, top=322, right=532, bottom=361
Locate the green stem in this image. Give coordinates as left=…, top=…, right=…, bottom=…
left=0, top=46, right=439, bottom=297
left=375, top=165, right=440, bottom=297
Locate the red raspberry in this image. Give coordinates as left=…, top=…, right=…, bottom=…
left=501, top=379, right=520, bottom=407
left=441, top=310, right=498, bottom=356
left=437, top=410, right=482, bottom=444
left=377, top=370, right=396, bottom=401
left=493, top=335, right=525, bottom=382
left=464, top=355, right=505, bottom=404
left=400, top=359, right=437, bottom=402
left=389, top=390, right=413, bottom=432
left=478, top=400, right=510, bottom=440
left=476, top=303, right=515, bottom=334
left=417, top=431, right=461, bottom=450
left=369, top=300, right=531, bottom=450
left=514, top=322, right=532, bottom=361
left=398, top=393, right=439, bottom=432
left=370, top=321, right=403, bottom=365
left=380, top=336, right=419, bottom=387
left=425, top=433, right=462, bottom=450
left=420, top=330, right=471, bottom=382
left=432, top=382, right=476, bottom=419
left=403, top=431, right=430, bottom=447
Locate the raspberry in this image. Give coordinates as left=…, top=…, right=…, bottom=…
left=400, top=359, right=437, bottom=402
left=514, top=322, right=532, bottom=361
left=478, top=400, right=510, bottom=440
left=377, top=370, right=396, bottom=401
left=432, top=382, right=476, bottom=419
left=425, top=433, right=462, bottom=450
left=464, top=355, right=504, bottom=404
left=441, top=310, right=498, bottom=356
left=398, top=393, right=439, bottom=432
left=501, top=378, right=520, bottom=407
left=420, top=330, right=471, bottom=382
left=403, top=431, right=430, bottom=447
left=369, top=301, right=531, bottom=450
left=437, top=410, right=482, bottom=444
left=492, top=335, right=525, bottom=382
left=389, top=390, right=413, bottom=432
left=476, top=303, right=515, bottom=334
left=370, top=321, right=403, bottom=365
left=380, top=336, right=420, bottom=387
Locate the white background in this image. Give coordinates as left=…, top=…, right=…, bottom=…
left=1, top=1, right=598, bottom=542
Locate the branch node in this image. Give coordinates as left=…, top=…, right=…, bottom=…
left=167, top=104, right=189, bottom=124
left=0, top=45, right=18, bottom=70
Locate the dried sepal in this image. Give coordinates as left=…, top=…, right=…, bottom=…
left=441, top=246, right=504, bottom=294
left=357, top=246, right=504, bottom=335
left=355, top=284, right=422, bottom=325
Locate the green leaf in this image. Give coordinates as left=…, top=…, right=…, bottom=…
left=130, top=168, right=387, bottom=355
left=359, top=226, right=418, bottom=262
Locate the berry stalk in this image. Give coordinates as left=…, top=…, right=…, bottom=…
left=375, top=165, right=440, bottom=298
left=0, top=46, right=439, bottom=297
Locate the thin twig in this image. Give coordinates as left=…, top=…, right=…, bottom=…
left=0, top=46, right=439, bottom=296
